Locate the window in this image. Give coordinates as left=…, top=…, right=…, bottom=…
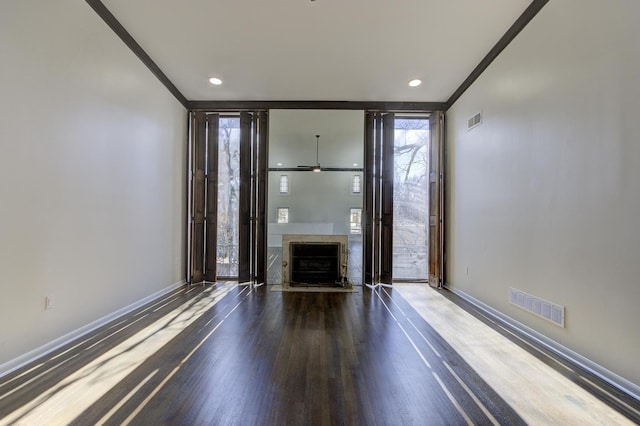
left=350, top=208, right=362, bottom=234
left=217, top=117, right=240, bottom=276
left=279, top=175, right=289, bottom=194
left=277, top=207, right=289, bottom=224
left=352, top=175, right=361, bottom=193
left=393, top=117, right=429, bottom=279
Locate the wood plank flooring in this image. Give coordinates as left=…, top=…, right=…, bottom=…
left=395, top=284, right=640, bottom=425
left=0, top=283, right=637, bottom=425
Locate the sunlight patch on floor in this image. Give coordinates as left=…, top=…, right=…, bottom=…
left=0, top=283, right=236, bottom=426
left=395, top=284, right=634, bottom=425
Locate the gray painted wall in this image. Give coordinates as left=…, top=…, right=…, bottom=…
left=0, top=1, right=187, bottom=370
left=268, top=110, right=363, bottom=241
left=447, top=0, right=640, bottom=387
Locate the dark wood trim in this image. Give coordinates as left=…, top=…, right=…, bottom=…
left=373, top=113, right=382, bottom=284
left=188, top=101, right=446, bottom=112
left=445, top=0, right=549, bottom=110
left=84, top=0, right=189, bottom=109
left=250, top=112, right=259, bottom=284
left=256, top=112, right=269, bottom=284
left=363, top=113, right=375, bottom=285
left=237, top=113, right=252, bottom=283
left=204, top=114, right=219, bottom=281
left=191, top=112, right=207, bottom=283
left=428, top=111, right=444, bottom=288
left=186, top=113, right=195, bottom=283
left=441, top=113, right=447, bottom=286
left=380, top=113, right=395, bottom=283
left=268, top=167, right=364, bottom=172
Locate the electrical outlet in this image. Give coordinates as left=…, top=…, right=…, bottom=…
left=45, top=296, right=54, bottom=310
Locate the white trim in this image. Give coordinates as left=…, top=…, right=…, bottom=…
left=0, top=280, right=186, bottom=379
left=445, top=284, right=640, bottom=401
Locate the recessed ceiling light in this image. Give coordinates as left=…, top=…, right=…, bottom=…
left=408, top=79, right=422, bottom=87
left=209, top=77, right=222, bottom=85
left=277, top=162, right=283, bottom=166
left=353, top=163, right=359, bottom=167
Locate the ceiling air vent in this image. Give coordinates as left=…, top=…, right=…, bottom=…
left=467, top=112, right=482, bottom=130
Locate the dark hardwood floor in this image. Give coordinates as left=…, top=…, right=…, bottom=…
left=0, top=283, right=634, bottom=425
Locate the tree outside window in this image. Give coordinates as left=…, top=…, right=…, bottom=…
left=393, top=117, right=429, bottom=279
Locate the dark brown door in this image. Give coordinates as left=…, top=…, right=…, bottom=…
left=190, top=112, right=207, bottom=283
left=380, top=113, right=395, bottom=283
left=204, top=114, right=219, bottom=281
left=428, top=111, right=444, bottom=288
left=363, top=112, right=394, bottom=285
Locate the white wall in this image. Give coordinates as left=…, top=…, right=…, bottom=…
left=0, top=1, right=187, bottom=369
left=447, top=0, right=640, bottom=388
left=269, top=110, right=364, bottom=169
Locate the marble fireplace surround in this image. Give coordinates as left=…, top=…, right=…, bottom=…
left=282, top=234, right=348, bottom=288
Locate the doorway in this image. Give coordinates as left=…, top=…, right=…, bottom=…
left=187, top=111, right=268, bottom=285
left=265, top=110, right=364, bottom=285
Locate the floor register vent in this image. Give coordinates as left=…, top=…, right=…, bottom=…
left=509, top=288, right=565, bottom=327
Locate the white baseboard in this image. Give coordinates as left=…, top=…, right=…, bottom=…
left=445, top=284, right=640, bottom=402
left=0, top=280, right=186, bottom=379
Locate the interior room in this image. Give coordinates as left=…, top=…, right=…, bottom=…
left=1, top=0, right=639, bottom=424
left=267, top=109, right=365, bottom=286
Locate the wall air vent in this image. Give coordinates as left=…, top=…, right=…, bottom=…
left=509, top=288, right=565, bottom=327
left=467, top=112, right=482, bottom=130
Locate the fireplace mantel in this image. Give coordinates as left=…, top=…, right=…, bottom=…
left=282, top=234, right=348, bottom=288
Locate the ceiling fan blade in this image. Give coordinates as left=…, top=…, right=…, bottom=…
left=320, top=167, right=363, bottom=172
left=296, top=164, right=322, bottom=172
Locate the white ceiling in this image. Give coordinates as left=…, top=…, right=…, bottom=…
left=100, top=0, right=532, bottom=102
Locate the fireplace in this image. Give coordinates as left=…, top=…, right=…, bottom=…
left=291, top=242, right=340, bottom=285
left=282, top=234, right=348, bottom=287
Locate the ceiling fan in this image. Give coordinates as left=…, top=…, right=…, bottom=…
left=296, top=135, right=359, bottom=172
left=297, top=135, right=324, bottom=172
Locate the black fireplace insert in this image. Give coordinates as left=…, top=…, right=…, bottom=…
left=290, top=242, right=341, bottom=285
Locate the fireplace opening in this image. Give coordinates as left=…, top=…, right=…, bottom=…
left=290, top=242, right=341, bottom=286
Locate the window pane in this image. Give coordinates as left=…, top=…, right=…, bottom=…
left=278, top=207, right=289, bottom=224
left=352, top=175, right=361, bottom=193
left=280, top=175, right=288, bottom=193
left=217, top=117, right=240, bottom=276
left=393, top=118, right=429, bottom=279
left=350, top=208, right=362, bottom=234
